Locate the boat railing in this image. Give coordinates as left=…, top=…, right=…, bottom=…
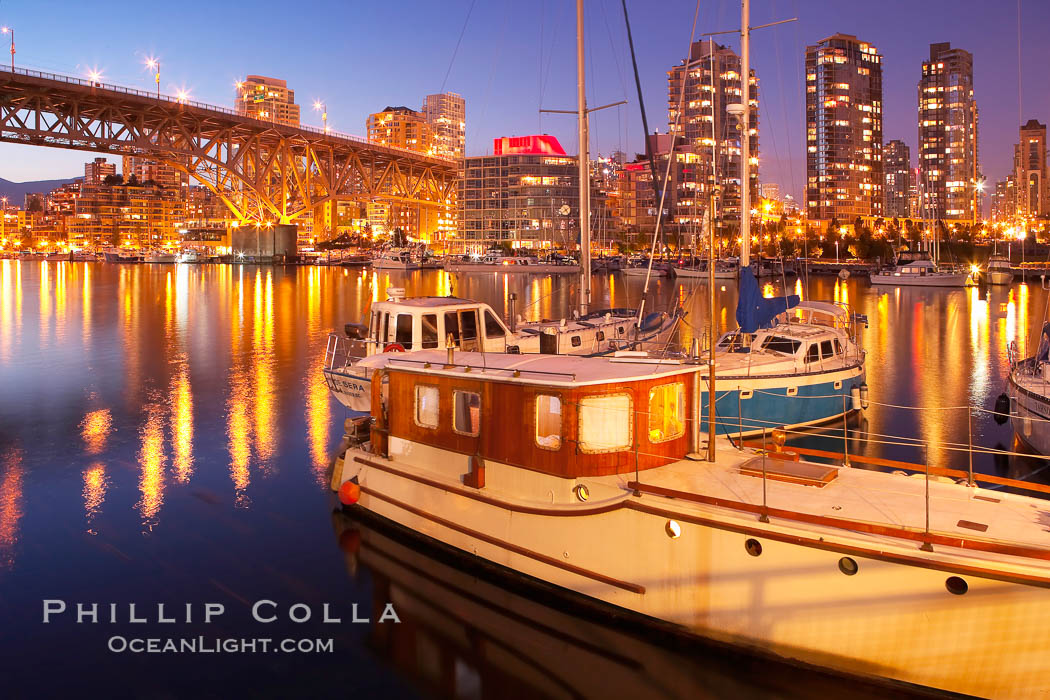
left=620, top=393, right=1050, bottom=558
left=324, top=333, right=371, bottom=372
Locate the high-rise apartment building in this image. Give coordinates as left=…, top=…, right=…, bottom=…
left=1017, top=119, right=1047, bottom=217
left=805, top=33, right=883, bottom=222
left=459, top=136, right=588, bottom=253
left=760, top=183, right=781, bottom=203
left=667, top=39, right=759, bottom=222
left=235, top=75, right=300, bottom=126
left=84, top=158, right=115, bottom=184
left=883, top=139, right=912, bottom=218
left=367, top=106, right=433, bottom=154
left=991, top=177, right=1018, bottom=222
left=917, top=43, right=978, bottom=221
left=423, top=93, right=465, bottom=161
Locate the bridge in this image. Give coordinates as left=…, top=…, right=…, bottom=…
left=0, top=65, right=459, bottom=231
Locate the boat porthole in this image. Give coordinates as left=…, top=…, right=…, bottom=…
left=665, top=520, right=681, bottom=539
left=787, top=387, right=798, bottom=396
left=745, top=538, right=762, bottom=557
left=838, top=557, right=859, bottom=576
left=834, top=380, right=843, bottom=390
left=573, top=484, right=590, bottom=502
left=946, top=576, right=968, bottom=595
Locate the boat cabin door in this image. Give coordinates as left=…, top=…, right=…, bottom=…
left=444, top=309, right=480, bottom=351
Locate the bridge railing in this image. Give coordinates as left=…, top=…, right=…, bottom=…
left=0, top=64, right=458, bottom=165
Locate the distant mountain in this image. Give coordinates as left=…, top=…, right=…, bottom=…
left=0, top=176, right=79, bottom=203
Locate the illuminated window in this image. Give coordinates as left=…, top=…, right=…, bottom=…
left=415, top=385, right=440, bottom=429
left=648, top=383, right=685, bottom=443
left=453, top=391, right=481, bottom=436
left=578, top=394, right=632, bottom=453
left=535, top=394, right=562, bottom=450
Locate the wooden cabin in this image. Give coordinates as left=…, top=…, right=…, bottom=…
left=364, top=351, right=697, bottom=479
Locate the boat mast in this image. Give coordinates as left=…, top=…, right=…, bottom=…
left=707, top=40, right=718, bottom=461
left=739, top=0, right=751, bottom=270
left=577, top=0, right=592, bottom=315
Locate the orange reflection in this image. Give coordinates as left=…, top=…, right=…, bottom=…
left=253, top=270, right=276, bottom=465
left=170, top=360, right=194, bottom=482
left=794, top=278, right=803, bottom=301
left=83, top=462, right=107, bottom=534
left=81, top=408, right=113, bottom=455
left=0, top=449, right=23, bottom=570
left=136, top=399, right=166, bottom=528
left=55, top=262, right=66, bottom=341
left=39, top=260, right=49, bottom=340
left=762, top=283, right=774, bottom=299
left=0, top=261, right=13, bottom=362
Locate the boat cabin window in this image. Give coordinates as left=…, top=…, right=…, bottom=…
left=535, top=394, right=562, bottom=450
left=834, top=338, right=843, bottom=355
left=805, top=344, right=820, bottom=363
left=648, top=383, right=685, bottom=443
left=421, top=314, right=439, bottom=349
left=395, top=314, right=414, bottom=350
left=453, top=391, right=481, bottom=436
left=820, top=339, right=835, bottom=359
left=371, top=311, right=390, bottom=344
left=717, top=332, right=744, bottom=351
left=444, top=310, right=480, bottom=350
left=578, top=394, right=632, bottom=453
left=414, top=385, right=440, bottom=429
left=483, top=310, right=505, bottom=339
left=761, top=336, right=801, bottom=355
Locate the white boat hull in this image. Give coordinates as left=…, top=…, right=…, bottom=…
left=987, top=271, right=1014, bottom=285
left=1009, top=370, right=1050, bottom=456
left=373, top=261, right=421, bottom=270
left=336, top=446, right=1050, bottom=699
left=870, top=272, right=971, bottom=287
left=444, top=263, right=580, bottom=274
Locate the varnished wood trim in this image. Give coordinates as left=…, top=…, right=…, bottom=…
left=627, top=480, right=1050, bottom=562
left=355, top=456, right=625, bottom=517
left=348, top=456, right=1050, bottom=587
left=360, top=484, right=646, bottom=595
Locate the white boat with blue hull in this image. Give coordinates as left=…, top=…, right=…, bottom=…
left=1005, top=324, right=1050, bottom=455
left=699, top=268, right=867, bottom=438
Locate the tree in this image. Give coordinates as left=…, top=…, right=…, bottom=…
left=126, top=174, right=141, bottom=187
left=102, top=174, right=124, bottom=186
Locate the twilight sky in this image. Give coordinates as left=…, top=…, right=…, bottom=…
left=0, top=0, right=1047, bottom=204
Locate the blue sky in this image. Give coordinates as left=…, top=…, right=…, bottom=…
left=0, top=0, right=1047, bottom=202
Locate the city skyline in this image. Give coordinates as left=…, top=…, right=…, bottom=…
left=0, top=0, right=1046, bottom=205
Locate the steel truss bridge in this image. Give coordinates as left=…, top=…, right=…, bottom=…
left=0, top=66, right=458, bottom=227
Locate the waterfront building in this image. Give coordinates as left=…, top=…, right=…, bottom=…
left=1017, top=119, right=1048, bottom=217
left=884, top=140, right=912, bottom=219
left=917, top=42, right=979, bottom=221
left=235, top=75, right=300, bottom=126
left=805, top=33, right=884, bottom=223
left=459, top=135, right=584, bottom=254
left=84, top=157, right=115, bottom=185
left=422, top=93, right=465, bottom=161
left=67, top=182, right=188, bottom=250
left=668, top=39, right=759, bottom=223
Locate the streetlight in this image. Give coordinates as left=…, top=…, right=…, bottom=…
left=175, top=89, right=189, bottom=104
left=87, top=69, right=102, bottom=86
left=1, top=27, right=13, bottom=71
left=145, top=58, right=160, bottom=99
left=313, top=100, right=328, bottom=134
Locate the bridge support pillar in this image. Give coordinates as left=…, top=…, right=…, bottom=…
left=232, top=224, right=298, bottom=263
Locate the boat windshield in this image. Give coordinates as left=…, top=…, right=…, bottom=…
left=761, top=336, right=802, bottom=356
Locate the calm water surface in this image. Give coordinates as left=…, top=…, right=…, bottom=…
left=0, top=260, right=1045, bottom=697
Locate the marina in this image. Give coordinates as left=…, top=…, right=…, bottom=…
left=2, top=259, right=1050, bottom=696
left=2, top=0, right=1049, bottom=695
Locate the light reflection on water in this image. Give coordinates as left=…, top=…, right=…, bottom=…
left=0, top=260, right=1048, bottom=695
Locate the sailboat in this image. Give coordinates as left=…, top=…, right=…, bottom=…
left=327, top=4, right=1050, bottom=697
left=323, top=6, right=680, bottom=410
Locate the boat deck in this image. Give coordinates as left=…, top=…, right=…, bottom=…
left=631, top=444, right=1050, bottom=574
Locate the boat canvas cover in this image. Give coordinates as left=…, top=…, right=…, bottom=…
left=735, top=266, right=800, bottom=333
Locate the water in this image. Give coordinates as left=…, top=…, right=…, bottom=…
left=0, top=260, right=1044, bottom=698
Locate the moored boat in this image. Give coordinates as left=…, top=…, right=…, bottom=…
left=870, top=250, right=972, bottom=287
left=984, top=254, right=1013, bottom=286
left=444, top=253, right=580, bottom=274
left=143, top=250, right=177, bottom=263
left=330, top=345, right=1050, bottom=699
left=373, top=248, right=422, bottom=271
